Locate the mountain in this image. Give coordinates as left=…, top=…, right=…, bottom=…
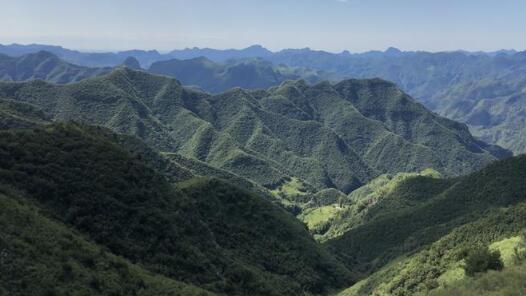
left=149, top=56, right=327, bottom=93
left=325, top=154, right=526, bottom=295
left=0, top=51, right=328, bottom=93
left=429, top=75, right=526, bottom=154
left=0, top=122, right=351, bottom=296
left=122, top=56, right=142, bottom=70
left=0, top=43, right=162, bottom=68
left=0, top=51, right=110, bottom=83
left=0, top=188, right=216, bottom=296
left=266, top=49, right=526, bottom=154
left=2, top=45, right=525, bottom=154
left=0, top=44, right=274, bottom=67
left=169, top=45, right=273, bottom=62
left=0, top=69, right=508, bottom=201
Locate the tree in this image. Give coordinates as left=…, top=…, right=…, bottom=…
left=464, top=246, right=503, bottom=276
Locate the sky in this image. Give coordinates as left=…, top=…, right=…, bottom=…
left=0, top=0, right=524, bottom=53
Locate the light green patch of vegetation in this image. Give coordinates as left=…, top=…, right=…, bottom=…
left=299, top=205, right=342, bottom=230
left=436, top=265, right=465, bottom=288
left=490, top=236, right=526, bottom=266
left=430, top=260, right=526, bottom=296
left=318, top=170, right=444, bottom=241
left=270, top=177, right=308, bottom=198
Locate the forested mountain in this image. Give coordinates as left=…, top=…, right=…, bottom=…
left=0, top=48, right=524, bottom=296
left=0, top=51, right=110, bottom=83
left=0, top=122, right=351, bottom=296
left=0, top=68, right=507, bottom=197
left=266, top=49, right=526, bottom=154
left=325, top=154, right=526, bottom=295
left=2, top=44, right=524, bottom=153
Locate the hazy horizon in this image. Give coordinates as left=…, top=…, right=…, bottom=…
left=1, top=0, right=525, bottom=53
left=0, top=42, right=522, bottom=55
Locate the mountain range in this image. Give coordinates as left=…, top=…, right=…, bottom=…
left=0, top=50, right=111, bottom=84
left=0, top=51, right=330, bottom=94
left=1, top=43, right=525, bottom=155
left=0, top=58, right=525, bottom=296
left=0, top=68, right=508, bottom=197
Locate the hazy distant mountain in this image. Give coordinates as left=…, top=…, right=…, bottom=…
left=149, top=56, right=328, bottom=92
left=169, top=44, right=273, bottom=62
left=121, top=56, right=142, bottom=70
left=431, top=76, right=526, bottom=153
left=0, top=51, right=329, bottom=93
left=0, top=51, right=111, bottom=83
left=0, top=43, right=162, bottom=67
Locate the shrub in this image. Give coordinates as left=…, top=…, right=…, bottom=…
left=464, top=246, right=503, bottom=276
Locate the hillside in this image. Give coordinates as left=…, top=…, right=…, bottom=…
left=0, top=51, right=110, bottom=84
left=327, top=154, right=526, bottom=295
left=0, top=69, right=508, bottom=200
left=0, top=98, right=51, bottom=129
left=0, top=189, right=217, bottom=296
left=430, top=76, right=526, bottom=154
left=267, top=49, right=526, bottom=154
left=0, top=123, right=351, bottom=296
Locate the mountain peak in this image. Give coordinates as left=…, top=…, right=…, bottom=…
left=122, top=56, right=141, bottom=70
left=385, top=47, right=403, bottom=55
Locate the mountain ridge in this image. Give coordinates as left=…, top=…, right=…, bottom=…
left=0, top=68, right=509, bottom=198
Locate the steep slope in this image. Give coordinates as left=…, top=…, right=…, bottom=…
left=0, top=51, right=110, bottom=84
left=0, top=123, right=351, bottom=296
left=0, top=189, right=216, bottom=296
left=0, top=68, right=507, bottom=197
left=327, top=154, right=526, bottom=295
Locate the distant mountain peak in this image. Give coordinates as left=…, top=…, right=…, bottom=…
left=385, top=47, right=403, bottom=55
left=122, top=56, right=141, bottom=70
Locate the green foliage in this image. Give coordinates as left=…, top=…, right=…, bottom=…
left=430, top=260, right=526, bottom=296
left=0, top=98, right=51, bottom=129
left=0, top=123, right=350, bottom=296
left=330, top=155, right=526, bottom=295
left=464, top=247, right=504, bottom=276
left=0, top=190, right=216, bottom=296
left=316, top=170, right=446, bottom=241
left=0, top=68, right=505, bottom=200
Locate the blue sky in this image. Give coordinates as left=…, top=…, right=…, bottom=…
left=0, top=0, right=524, bottom=52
